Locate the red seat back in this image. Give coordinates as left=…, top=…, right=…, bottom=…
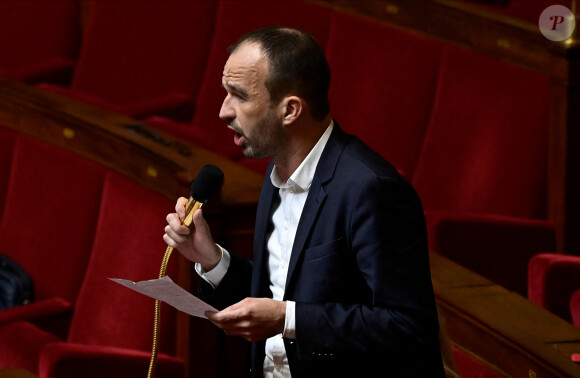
left=0, top=0, right=80, bottom=81
left=412, top=46, right=550, bottom=219
left=68, top=172, right=178, bottom=354
left=571, top=289, right=580, bottom=328
left=0, top=127, right=18, bottom=219
left=0, top=135, right=106, bottom=304
left=69, top=0, right=217, bottom=115
left=326, top=11, right=443, bottom=180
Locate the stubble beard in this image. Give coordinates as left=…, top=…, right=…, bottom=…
left=235, top=110, right=283, bottom=160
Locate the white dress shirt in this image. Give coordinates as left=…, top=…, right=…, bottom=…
left=196, top=121, right=334, bottom=377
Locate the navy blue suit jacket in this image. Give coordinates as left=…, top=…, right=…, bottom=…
left=200, top=124, right=445, bottom=377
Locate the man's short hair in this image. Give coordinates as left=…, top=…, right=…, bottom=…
left=229, top=26, right=331, bottom=121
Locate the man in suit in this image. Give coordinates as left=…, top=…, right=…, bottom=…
left=164, top=26, right=445, bottom=377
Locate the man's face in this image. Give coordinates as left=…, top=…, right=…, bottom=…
left=219, top=42, right=284, bottom=159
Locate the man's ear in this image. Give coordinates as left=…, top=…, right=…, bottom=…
left=281, top=96, right=303, bottom=125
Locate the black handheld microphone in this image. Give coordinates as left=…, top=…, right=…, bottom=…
left=181, top=164, right=224, bottom=227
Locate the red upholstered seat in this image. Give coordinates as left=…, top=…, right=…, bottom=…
left=147, top=0, right=333, bottom=169
left=528, top=253, right=580, bottom=323
left=0, top=321, right=61, bottom=373
left=326, top=10, right=443, bottom=181
left=414, top=46, right=550, bottom=218
left=571, top=289, right=580, bottom=328
left=66, top=172, right=178, bottom=352
left=0, top=127, right=18, bottom=219
left=0, top=0, right=80, bottom=84
left=40, top=0, right=217, bottom=121
left=0, top=135, right=106, bottom=334
left=0, top=171, right=184, bottom=377
left=39, top=342, right=183, bottom=378
left=451, top=345, right=505, bottom=378
left=38, top=171, right=183, bottom=377
left=412, top=46, right=554, bottom=296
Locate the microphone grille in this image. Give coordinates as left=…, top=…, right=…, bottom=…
left=190, top=164, right=224, bottom=203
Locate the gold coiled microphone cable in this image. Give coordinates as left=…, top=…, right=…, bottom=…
left=147, top=165, right=224, bottom=378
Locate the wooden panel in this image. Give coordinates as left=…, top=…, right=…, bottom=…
left=314, top=0, right=570, bottom=78
left=0, top=77, right=262, bottom=208
left=431, top=252, right=580, bottom=377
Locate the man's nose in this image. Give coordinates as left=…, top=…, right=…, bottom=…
left=219, top=96, right=234, bottom=120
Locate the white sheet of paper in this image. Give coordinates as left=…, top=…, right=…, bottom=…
left=109, top=275, right=217, bottom=319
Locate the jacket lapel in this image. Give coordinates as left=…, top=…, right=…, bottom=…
left=284, top=124, right=347, bottom=295
left=251, top=164, right=277, bottom=297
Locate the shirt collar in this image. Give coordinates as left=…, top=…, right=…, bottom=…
left=270, top=120, right=334, bottom=191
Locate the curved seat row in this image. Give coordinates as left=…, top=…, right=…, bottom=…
left=2, top=0, right=557, bottom=295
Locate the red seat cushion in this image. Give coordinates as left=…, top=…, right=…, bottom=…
left=0, top=321, right=61, bottom=373
left=0, top=126, right=18, bottom=218
left=451, top=345, right=504, bottom=378
left=528, top=253, right=580, bottom=322
left=39, top=342, right=184, bottom=378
